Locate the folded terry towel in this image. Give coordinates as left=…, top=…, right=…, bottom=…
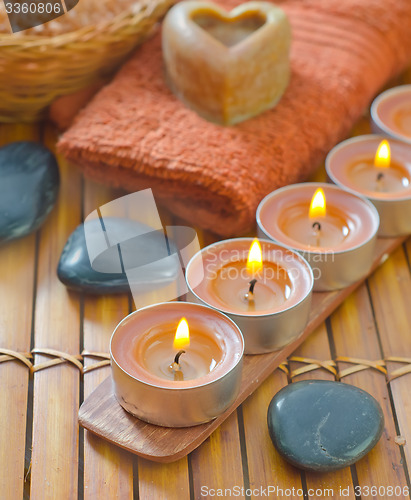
left=58, top=0, right=411, bottom=236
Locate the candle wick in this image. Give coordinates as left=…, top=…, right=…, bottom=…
left=171, top=350, right=185, bottom=381
left=248, top=279, right=257, bottom=294
left=376, top=172, right=385, bottom=192
left=312, top=221, right=321, bottom=247
left=244, top=279, right=257, bottom=301
left=174, top=350, right=185, bottom=365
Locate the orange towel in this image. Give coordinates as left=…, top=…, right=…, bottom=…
left=58, top=0, right=411, bottom=236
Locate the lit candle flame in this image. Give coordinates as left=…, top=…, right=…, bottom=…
left=246, top=239, right=263, bottom=275
left=374, top=140, right=390, bottom=169
left=173, top=317, right=190, bottom=350
left=309, top=188, right=326, bottom=219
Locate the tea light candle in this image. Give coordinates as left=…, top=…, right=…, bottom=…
left=256, top=183, right=379, bottom=291
left=186, top=238, right=313, bottom=354
left=371, top=85, right=411, bottom=144
left=111, top=302, right=244, bottom=427
left=326, top=135, right=411, bottom=236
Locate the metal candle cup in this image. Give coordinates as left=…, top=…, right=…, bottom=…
left=326, top=135, right=411, bottom=237
left=110, top=302, right=244, bottom=427
left=256, top=183, right=379, bottom=291
left=371, top=85, right=411, bottom=144
left=185, top=238, right=313, bottom=355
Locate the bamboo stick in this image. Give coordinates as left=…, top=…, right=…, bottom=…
left=0, top=124, right=39, bottom=499
left=138, top=458, right=191, bottom=499
left=190, top=412, right=245, bottom=498
left=242, top=371, right=304, bottom=500
left=331, top=285, right=409, bottom=498
left=368, top=245, right=411, bottom=481
left=82, top=180, right=134, bottom=499
left=30, top=125, right=82, bottom=500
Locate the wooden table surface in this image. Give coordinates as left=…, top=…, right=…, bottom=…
left=2, top=77, right=411, bottom=499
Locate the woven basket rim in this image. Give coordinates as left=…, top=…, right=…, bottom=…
left=0, top=0, right=157, bottom=47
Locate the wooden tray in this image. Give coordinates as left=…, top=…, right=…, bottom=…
left=79, top=236, right=406, bottom=463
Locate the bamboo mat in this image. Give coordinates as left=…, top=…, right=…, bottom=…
left=2, top=74, right=411, bottom=499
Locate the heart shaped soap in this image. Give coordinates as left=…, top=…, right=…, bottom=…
left=162, top=1, right=291, bottom=125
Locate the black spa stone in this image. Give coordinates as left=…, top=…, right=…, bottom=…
left=57, top=217, right=179, bottom=295
left=267, top=380, right=384, bottom=472
left=0, top=141, right=59, bottom=243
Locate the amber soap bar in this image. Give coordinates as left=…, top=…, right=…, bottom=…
left=162, top=1, right=291, bottom=126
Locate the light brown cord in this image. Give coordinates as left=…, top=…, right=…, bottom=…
left=32, top=348, right=84, bottom=373
left=0, top=349, right=33, bottom=369
left=288, top=356, right=337, bottom=378
left=336, top=356, right=387, bottom=379
left=82, top=351, right=111, bottom=374
left=1, top=349, right=411, bottom=381
left=385, top=357, right=411, bottom=382
left=278, top=362, right=289, bottom=375
left=0, top=348, right=110, bottom=375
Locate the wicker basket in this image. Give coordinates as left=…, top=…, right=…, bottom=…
left=0, top=0, right=175, bottom=122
